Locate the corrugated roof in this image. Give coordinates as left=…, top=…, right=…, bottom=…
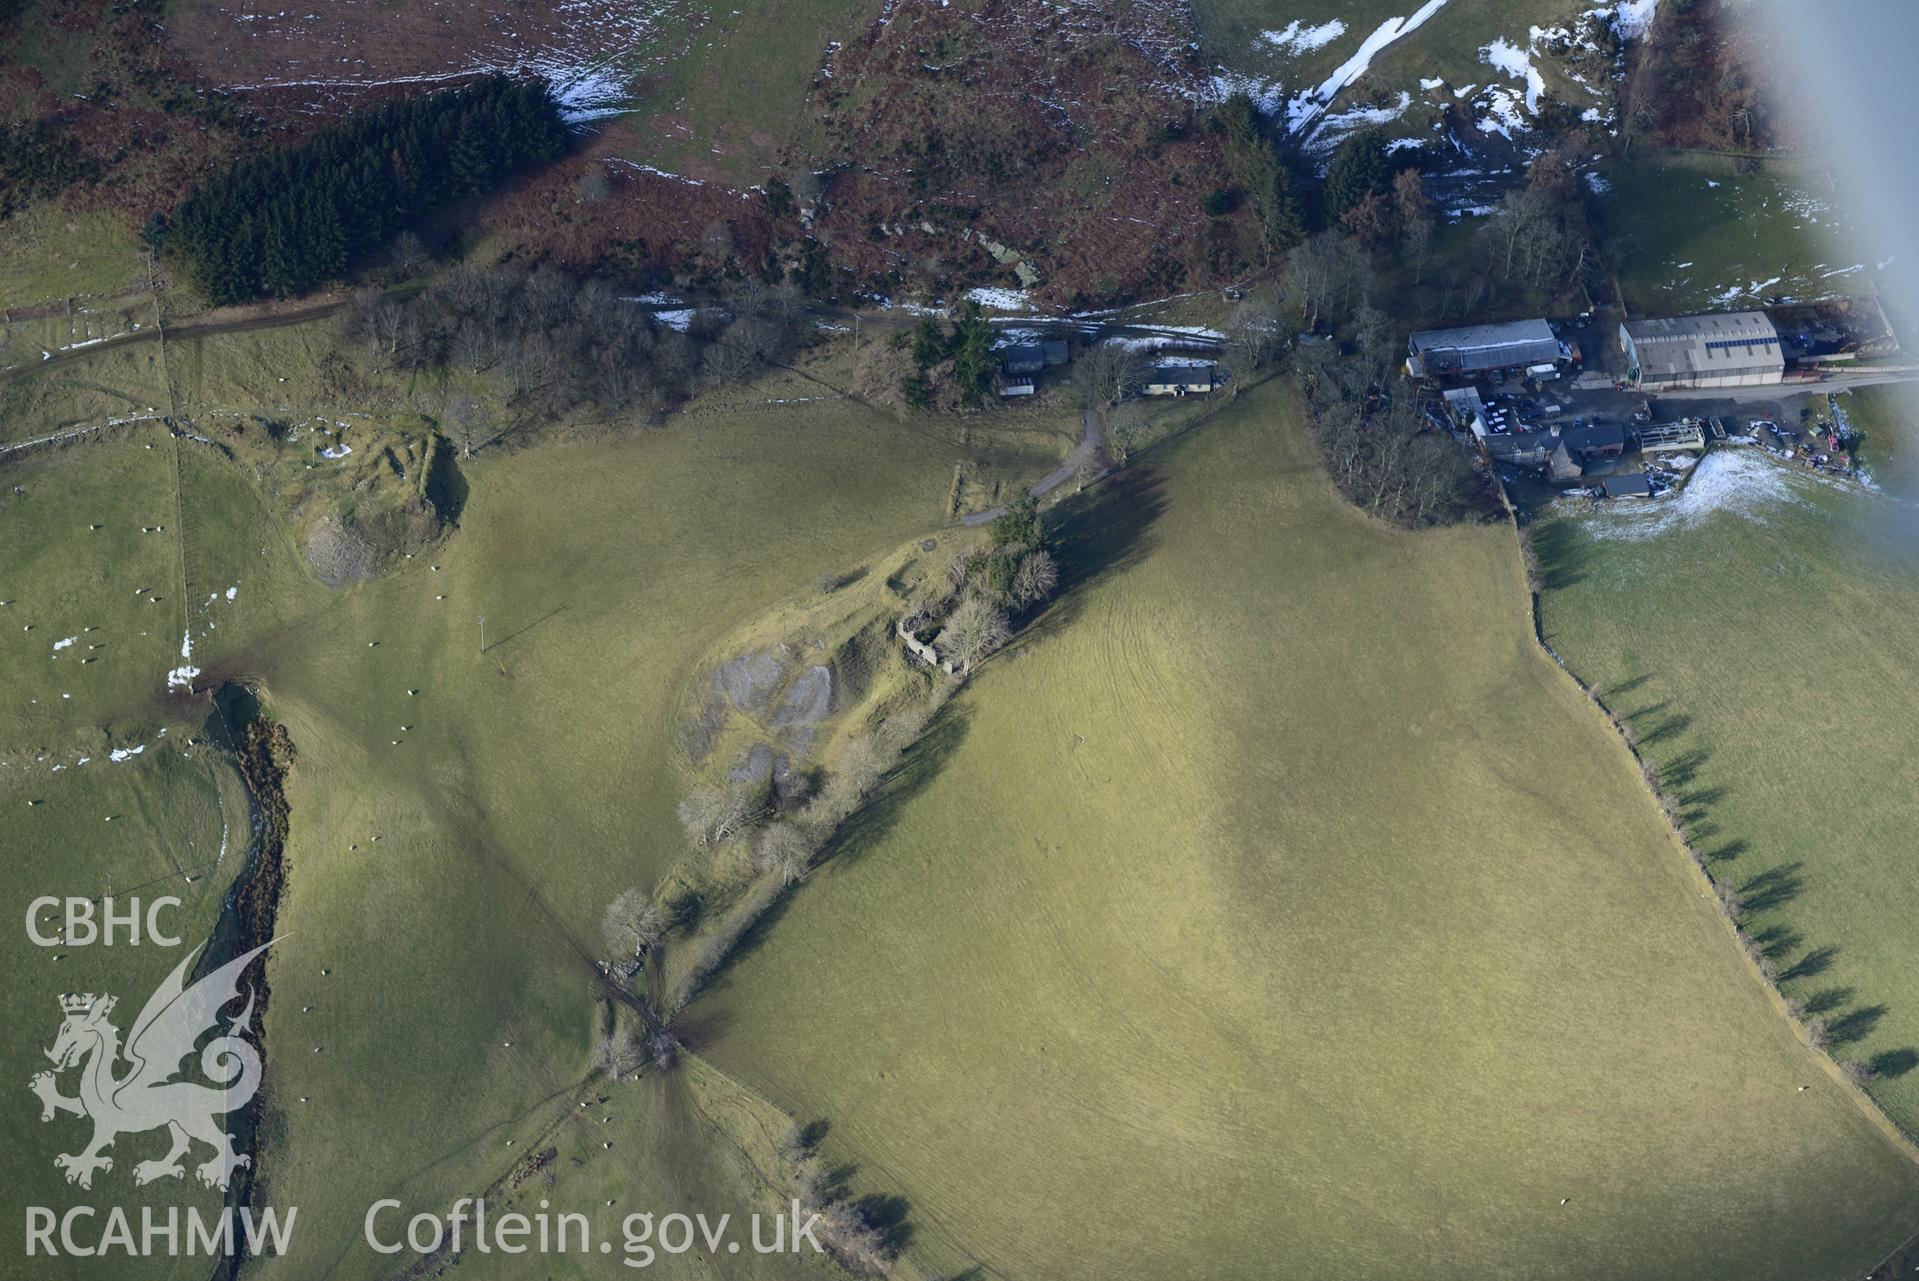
left=1407, top=319, right=1560, bottom=375
left=1409, top=319, right=1557, bottom=354
left=1623, top=311, right=1783, bottom=381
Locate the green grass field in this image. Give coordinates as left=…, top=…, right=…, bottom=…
left=1599, top=153, right=1893, bottom=314
left=699, top=382, right=1919, bottom=1281
left=0, top=206, right=146, bottom=312
left=8, top=318, right=1919, bottom=1279
left=240, top=389, right=1046, bottom=1278
left=1537, top=434, right=1919, bottom=1146
left=1, top=314, right=1058, bottom=1276
left=1, top=744, right=252, bottom=1281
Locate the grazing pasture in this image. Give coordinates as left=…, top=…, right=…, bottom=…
left=1598, top=153, right=1889, bottom=314
left=0, top=745, right=249, bottom=1281
left=1538, top=442, right=1919, bottom=1141
left=0, top=316, right=1052, bottom=1276
left=7, top=316, right=1919, bottom=1279
left=701, top=383, right=1919, bottom=1281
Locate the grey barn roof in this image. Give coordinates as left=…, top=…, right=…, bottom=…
left=1408, top=319, right=1560, bottom=375
left=1622, top=311, right=1782, bottom=383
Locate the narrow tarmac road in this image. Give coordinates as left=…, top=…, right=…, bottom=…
left=961, top=402, right=1107, bottom=526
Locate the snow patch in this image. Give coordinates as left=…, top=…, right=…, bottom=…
left=1285, top=0, right=1453, bottom=135
left=1257, top=19, right=1346, bottom=55
left=1582, top=450, right=1803, bottom=541
left=1614, top=0, right=1658, bottom=40
left=109, top=745, right=145, bottom=762
left=1309, top=91, right=1414, bottom=151
left=1481, top=37, right=1545, bottom=113
left=964, top=286, right=1033, bottom=311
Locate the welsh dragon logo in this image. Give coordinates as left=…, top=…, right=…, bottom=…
left=30, top=942, right=269, bottom=1191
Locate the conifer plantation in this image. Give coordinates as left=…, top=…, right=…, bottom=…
left=162, top=76, right=569, bottom=305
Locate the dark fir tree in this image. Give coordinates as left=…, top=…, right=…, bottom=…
left=1322, top=129, right=1393, bottom=225
left=168, top=76, right=569, bottom=305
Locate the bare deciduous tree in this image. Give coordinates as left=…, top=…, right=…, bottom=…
left=753, top=822, right=815, bottom=884
left=1073, top=341, right=1150, bottom=410
left=1278, top=231, right=1373, bottom=333
left=1011, top=550, right=1058, bottom=608
left=391, top=230, right=428, bottom=275
left=1840, top=1058, right=1878, bottom=1087
left=594, top=1030, right=646, bottom=1079
left=678, top=783, right=756, bottom=847
left=601, top=887, right=665, bottom=960
left=938, top=596, right=1010, bottom=673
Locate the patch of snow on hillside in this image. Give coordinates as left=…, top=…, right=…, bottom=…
left=965, top=287, right=1033, bottom=311
left=1257, top=19, right=1345, bottom=55
left=1707, top=275, right=1781, bottom=307
left=1583, top=450, right=1801, bottom=541
left=1308, top=91, right=1414, bottom=152
left=1210, top=71, right=1286, bottom=116
left=1614, top=0, right=1658, bottom=40
left=1481, top=37, right=1545, bottom=112
left=1285, top=0, right=1453, bottom=135
left=1477, top=85, right=1529, bottom=137
left=166, top=630, right=200, bottom=690
left=522, top=54, right=633, bottom=123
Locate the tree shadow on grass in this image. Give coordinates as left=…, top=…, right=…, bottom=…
left=1829, top=1004, right=1889, bottom=1046
left=828, top=700, right=975, bottom=869
left=1739, top=862, right=1803, bottom=913
left=1657, top=746, right=1712, bottom=793
left=1637, top=712, right=1693, bottom=749
left=1529, top=517, right=1590, bottom=591
left=1701, top=837, right=1749, bottom=865
left=1871, top=1048, right=1919, bottom=1078
left=850, top=1192, right=914, bottom=1255
left=685, top=704, right=976, bottom=1016
left=1019, top=464, right=1170, bottom=645
left=1782, top=945, right=1840, bottom=983
left=1607, top=673, right=1656, bottom=701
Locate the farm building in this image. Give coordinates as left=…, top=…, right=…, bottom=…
left=1143, top=364, right=1223, bottom=396
left=1636, top=420, right=1707, bottom=453
left=1620, top=312, right=1784, bottom=390
left=1485, top=432, right=1558, bottom=468
left=1000, top=340, right=1070, bottom=375
left=1562, top=421, right=1627, bottom=459
left=1441, top=386, right=1488, bottom=433
left=1406, top=319, right=1560, bottom=380
left=1603, top=473, right=1654, bottom=499
left=999, top=375, right=1036, bottom=398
